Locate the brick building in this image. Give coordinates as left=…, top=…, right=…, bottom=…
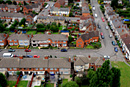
left=0, top=33, right=9, bottom=47
left=76, top=31, right=99, bottom=48
left=31, top=34, right=68, bottom=47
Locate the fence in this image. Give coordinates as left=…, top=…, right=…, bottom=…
left=29, top=73, right=34, bottom=87
left=15, top=74, right=21, bottom=87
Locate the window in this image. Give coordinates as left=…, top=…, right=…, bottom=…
left=61, top=68, right=63, bottom=70
left=14, top=40, right=17, bottom=41
left=19, top=68, right=22, bottom=70
left=63, top=44, right=66, bottom=46
left=10, top=68, right=12, bottom=70
left=19, top=43, right=23, bottom=45
left=63, top=41, right=66, bottom=42
left=0, top=40, right=2, bottom=41
left=33, top=41, right=35, bottom=42
left=40, top=68, right=43, bottom=70
left=14, top=43, right=18, bottom=45
left=35, top=68, right=38, bottom=70
left=55, top=68, right=57, bottom=70
left=25, top=43, right=28, bottom=46
left=9, top=43, right=13, bottom=45
left=45, top=68, right=47, bottom=70
left=13, top=68, right=16, bottom=70
left=24, top=68, right=27, bottom=70
left=0, top=43, right=4, bottom=45
left=10, top=40, right=12, bottom=41
left=29, top=68, right=31, bottom=70
left=64, top=71, right=69, bottom=74
left=50, top=68, right=53, bottom=70
left=79, top=45, right=81, bottom=47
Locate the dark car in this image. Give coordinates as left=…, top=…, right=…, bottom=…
left=101, top=35, right=105, bottom=39
left=13, top=55, right=19, bottom=57
left=61, top=49, right=67, bottom=52
left=98, top=24, right=101, bottom=29
left=0, top=49, right=2, bottom=52
left=22, top=55, right=33, bottom=58
left=8, top=49, right=15, bottom=52
left=112, top=41, right=116, bottom=46
left=114, top=47, right=118, bottom=52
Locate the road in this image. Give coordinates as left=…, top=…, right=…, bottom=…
left=0, top=0, right=125, bottom=62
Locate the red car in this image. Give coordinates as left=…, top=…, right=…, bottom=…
left=102, top=17, right=105, bottom=22
left=100, top=32, right=103, bottom=36
left=25, top=49, right=31, bottom=52
left=33, top=55, right=40, bottom=58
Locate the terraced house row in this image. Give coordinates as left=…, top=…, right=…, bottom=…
left=0, top=33, right=68, bottom=47
left=0, top=56, right=104, bottom=75
left=104, top=4, right=130, bottom=60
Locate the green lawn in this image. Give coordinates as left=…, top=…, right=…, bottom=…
left=53, top=32, right=59, bottom=34
left=8, top=46, right=18, bottom=49
left=45, top=83, right=54, bottom=87
left=128, top=62, right=130, bottom=65
left=37, top=32, right=44, bottom=34
left=59, top=79, right=68, bottom=87
left=86, top=45, right=94, bottom=49
left=8, top=81, right=16, bottom=87
left=71, top=41, right=76, bottom=45
left=17, top=81, right=28, bottom=87
left=111, top=61, right=130, bottom=87
left=26, top=31, right=36, bottom=34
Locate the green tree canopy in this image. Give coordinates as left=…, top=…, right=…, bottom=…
left=0, top=23, right=5, bottom=32
left=23, top=1, right=27, bottom=5
left=6, top=0, right=12, bottom=4
left=69, top=12, right=73, bottom=17
left=0, top=73, right=7, bottom=87
left=36, top=23, right=45, bottom=29
left=110, top=67, right=121, bottom=87
left=75, top=77, right=82, bottom=86
left=62, top=81, right=79, bottom=87
left=50, top=25, right=58, bottom=32
left=19, top=18, right=26, bottom=26
left=68, top=35, right=73, bottom=43
left=13, top=1, right=17, bottom=5
left=111, top=0, right=119, bottom=9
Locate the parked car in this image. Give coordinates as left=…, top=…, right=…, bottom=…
left=0, top=49, right=2, bottom=52
left=104, top=55, right=110, bottom=59
left=98, top=24, right=101, bottom=29
left=114, top=47, right=118, bottom=52
left=25, top=49, right=31, bottom=52
left=61, top=49, right=67, bottom=52
left=92, top=6, right=95, bottom=10
left=106, top=26, right=109, bottom=30
left=101, top=35, right=105, bottom=39
left=23, top=55, right=33, bottom=58
left=100, top=32, right=103, bottom=36
left=95, top=14, right=97, bottom=18
left=109, top=34, right=112, bottom=38
left=34, top=55, right=40, bottom=58
left=13, top=55, right=18, bottom=57
left=102, top=17, right=105, bottom=22
left=8, top=49, right=15, bottom=52
left=112, top=41, right=116, bottom=46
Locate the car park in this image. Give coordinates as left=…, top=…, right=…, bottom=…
left=8, top=49, right=15, bottom=52
left=114, top=47, right=118, bottom=52
left=112, top=41, right=116, bottom=46
left=25, top=49, right=31, bottom=52
left=61, top=49, right=67, bottom=52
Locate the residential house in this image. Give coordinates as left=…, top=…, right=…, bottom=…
left=103, top=0, right=112, bottom=4
left=37, top=16, right=65, bottom=25
left=26, top=14, right=35, bottom=24
left=0, top=12, right=25, bottom=22
left=0, top=56, right=71, bottom=75
left=7, top=34, right=31, bottom=46
left=23, top=3, right=42, bottom=14
left=82, top=2, right=90, bottom=14
left=0, top=33, right=9, bottom=47
left=0, top=4, right=20, bottom=13
left=31, top=34, right=68, bottom=47
left=13, top=0, right=30, bottom=4
left=74, top=56, right=104, bottom=71
left=76, top=31, right=99, bottom=48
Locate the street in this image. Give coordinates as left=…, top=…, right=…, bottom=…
left=0, top=0, right=125, bottom=62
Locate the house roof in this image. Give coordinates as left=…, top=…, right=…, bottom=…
left=37, top=16, right=65, bottom=20
left=48, top=58, right=71, bottom=68
left=0, top=4, right=6, bottom=8
left=112, top=18, right=122, bottom=28
left=32, top=34, right=68, bottom=41
left=7, top=5, right=18, bottom=8
left=24, top=3, right=41, bottom=9
left=74, top=58, right=85, bottom=66
left=60, top=8, right=69, bottom=11
left=80, top=31, right=99, bottom=41
left=7, top=34, right=30, bottom=40
left=0, top=12, right=25, bottom=18
left=0, top=33, right=7, bottom=40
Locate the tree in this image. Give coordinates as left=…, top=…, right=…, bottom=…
left=9, top=25, right=15, bottom=31
left=62, top=81, right=79, bottom=87
left=6, top=0, right=12, bottom=4
left=36, top=23, right=44, bottom=29
left=89, top=60, right=112, bottom=87
left=68, top=0, right=73, bottom=3
left=23, top=1, right=27, bottom=5
left=37, top=28, right=46, bottom=32
left=13, top=1, right=17, bottom=5
left=110, top=67, right=121, bottom=87
left=19, top=18, right=26, bottom=26
left=69, top=12, right=73, bottom=17
left=0, top=73, right=7, bottom=87
left=50, top=25, right=59, bottom=32
left=0, top=23, right=5, bottom=32
left=111, top=0, right=119, bottom=9
left=75, top=77, right=82, bottom=86
left=87, top=69, right=95, bottom=83
left=68, top=35, right=73, bottom=43
left=18, top=2, right=22, bottom=6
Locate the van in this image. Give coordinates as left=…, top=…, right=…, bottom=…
left=3, top=53, right=13, bottom=58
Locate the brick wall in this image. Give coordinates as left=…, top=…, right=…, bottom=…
left=76, top=37, right=84, bottom=48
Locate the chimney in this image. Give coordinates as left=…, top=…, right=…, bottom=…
left=44, top=55, right=49, bottom=59
left=69, top=57, right=71, bottom=62
left=122, top=29, right=124, bottom=32
left=88, top=55, right=91, bottom=58
left=28, top=35, right=30, bottom=37
left=4, top=34, right=6, bottom=37
left=74, top=56, right=76, bottom=61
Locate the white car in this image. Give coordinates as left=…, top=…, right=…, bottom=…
left=109, top=34, right=112, bottom=38
left=93, top=6, right=95, bottom=10
left=104, top=55, right=110, bottom=59
left=106, top=26, right=109, bottom=30
left=95, top=14, right=97, bottom=18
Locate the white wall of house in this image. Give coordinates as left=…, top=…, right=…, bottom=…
left=59, top=68, right=70, bottom=74
left=74, top=66, right=84, bottom=72
left=19, top=40, right=30, bottom=46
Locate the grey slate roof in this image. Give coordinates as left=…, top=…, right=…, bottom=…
left=37, top=16, right=65, bottom=20
left=7, top=34, right=30, bottom=40
left=48, top=58, right=71, bottom=68
left=0, top=12, right=25, bottom=17
left=112, top=18, right=122, bottom=28
left=0, top=33, right=7, bottom=40
left=60, top=8, right=69, bottom=11
left=7, top=5, right=18, bottom=8
left=0, top=58, right=71, bottom=68
left=32, top=34, right=68, bottom=41
left=80, top=31, right=99, bottom=41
